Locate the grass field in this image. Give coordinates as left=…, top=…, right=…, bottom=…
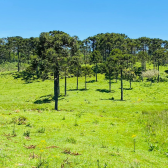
left=0, top=64, right=168, bottom=167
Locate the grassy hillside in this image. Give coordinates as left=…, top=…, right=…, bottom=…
left=0, top=65, right=168, bottom=167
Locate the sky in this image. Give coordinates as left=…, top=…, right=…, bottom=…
left=0, top=0, right=168, bottom=40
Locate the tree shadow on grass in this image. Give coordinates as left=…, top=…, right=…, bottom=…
left=142, top=83, right=152, bottom=87
left=100, top=98, right=125, bottom=101
left=123, top=88, right=133, bottom=90
left=96, top=89, right=115, bottom=93
left=12, top=72, right=37, bottom=84
left=34, top=94, right=64, bottom=104
left=68, top=88, right=88, bottom=91
left=86, top=80, right=96, bottom=83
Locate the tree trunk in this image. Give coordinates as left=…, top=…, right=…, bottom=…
left=96, top=62, right=98, bottom=82
left=54, top=70, right=59, bottom=110
left=141, top=60, right=146, bottom=71
left=85, top=74, right=87, bottom=90
left=17, top=49, right=20, bottom=72
left=121, top=69, right=123, bottom=101
left=36, top=64, right=39, bottom=78
left=58, top=77, right=60, bottom=96
left=158, top=62, right=159, bottom=82
left=109, top=73, right=111, bottom=92
left=105, top=48, right=107, bottom=61
left=65, top=71, right=67, bottom=96
left=28, top=51, right=30, bottom=64
left=116, top=73, right=118, bottom=83
left=77, top=76, right=78, bottom=90
left=9, top=51, right=11, bottom=61
left=130, top=79, right=131, bottom=89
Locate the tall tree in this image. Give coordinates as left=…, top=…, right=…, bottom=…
left=152, top=48, right=167, bottom=82
left=34, top=30, right=78, bottom=110
left=112, top=49, right=133, bottom=100
left=90, top=50, right=102, bottom=82
left=105, top=56, right=115, bottom=92
left=0, top=38, right=8, bottom=63
left=12, top=36, right=24, bottom=72
left=82, top=65, right=93, bottom=90
left=136, top=37, right=150, bottom=71
left=69, top=56, right=82, bottom=90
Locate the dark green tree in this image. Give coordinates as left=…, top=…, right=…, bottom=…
left=152, top=48, right=167, bottom=82
left=113, top=49, right=133, bottom=100
left=90, top=50, right=102, bottom=82
left=12, top=36, right=25, bottom=72
left=35, top=30, right=78, bottom=110
left=123, top=69, right=136, bottom=89
left=82, top=65, right=93, bottom=90
left=69, top=56, right=82, bottom=90
left=105, top=56, right=115, bottom=92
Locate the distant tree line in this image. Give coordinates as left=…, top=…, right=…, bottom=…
left=1, top=31, right=168, bottom=110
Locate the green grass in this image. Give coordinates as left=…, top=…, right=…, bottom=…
left=1, top=65, right=168, bottom=167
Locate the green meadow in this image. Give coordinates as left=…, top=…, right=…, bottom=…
left=0, top=63, right=168, bottom=168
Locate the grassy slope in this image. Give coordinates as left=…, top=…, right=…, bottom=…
left=0, top=65, right=168, bottom=167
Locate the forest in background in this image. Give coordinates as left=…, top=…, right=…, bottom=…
left=1, top=31, right=168, bottom=111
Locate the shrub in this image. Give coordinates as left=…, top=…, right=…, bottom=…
left=142, top=70, right=159, bottom=84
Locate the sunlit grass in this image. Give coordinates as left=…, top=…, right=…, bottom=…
left=0, top=64, right=168, bottom=167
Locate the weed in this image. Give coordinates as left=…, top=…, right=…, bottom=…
left=25, top=122, right=32, bottom=127
left=36, top=156, right=49, bottom=168
left=23, top=130, right=30, bottom=137
left=37, top=127, right=45, bottom=133
left=93, top=119, right=99, bottom=124
left=97, top=159, right=100, bottom=168
left=110, top=122, right=115, bottom=126
left=97, top=159, right=108, bottom=168
left=148, top=143, right=158, bottom=151
left=66, top=137, right=76, bottom=144
left=101, top=141, right=108, bottom=148
left=110, top=151, right=120, bottom=157
left=74, top=119, right=78, bottom=126
left=61, top=158, right=72, bottom=168
left=132, top=135, right=136, bottom=152
left=17, top=116, right=27, bottom=125
left=62, top=149, right=71, bottom=154
left=62, top=116, right=65, bottom=120
left=130, top=159, right=141, bottom=168
left=76, top=112, right=82, bottom=118
left=12, top=117, right=17, bottom=136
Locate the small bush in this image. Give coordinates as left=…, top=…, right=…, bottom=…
left=142, top=70, right=159, bottom=83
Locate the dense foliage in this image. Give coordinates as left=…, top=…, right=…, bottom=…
left=1, top=31, right=168, bottom=109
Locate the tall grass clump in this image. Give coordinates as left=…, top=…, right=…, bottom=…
left=140, top=110, right=168, bottom=153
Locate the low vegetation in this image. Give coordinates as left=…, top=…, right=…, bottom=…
left=0, top=63, right=168, bottom=167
